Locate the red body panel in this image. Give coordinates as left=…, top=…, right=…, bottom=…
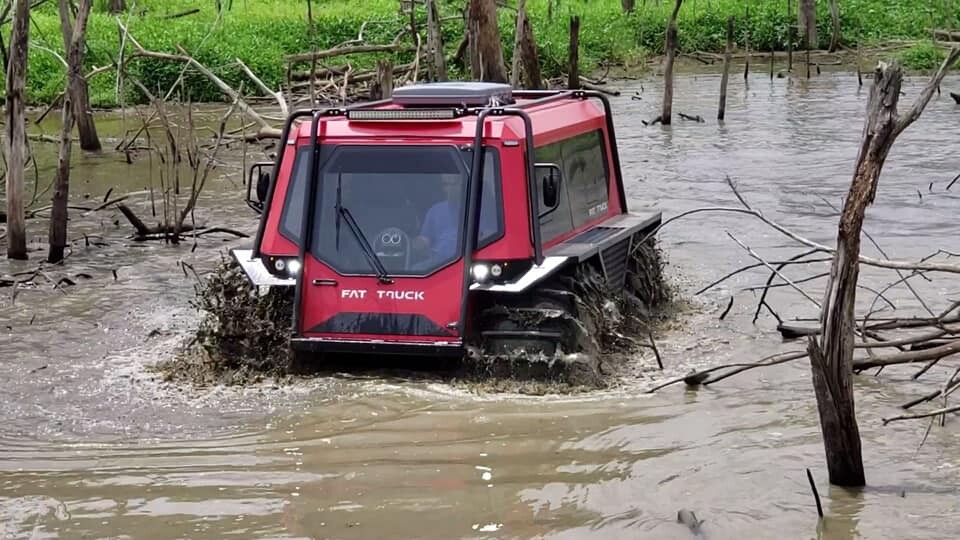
left=299, top=256, right=465, bottom=343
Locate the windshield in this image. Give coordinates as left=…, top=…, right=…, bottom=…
left=294, top=145, right=501, bottom=277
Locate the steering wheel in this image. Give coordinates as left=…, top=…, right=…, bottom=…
left=373, top=227, right=411, bottom=271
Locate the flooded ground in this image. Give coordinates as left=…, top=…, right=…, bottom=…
left=2, top=70, right=960, bottom=539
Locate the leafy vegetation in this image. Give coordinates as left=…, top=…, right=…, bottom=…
left=899, top=41, right=948, bottom=70
left=8, top=0, right=960, bottom=106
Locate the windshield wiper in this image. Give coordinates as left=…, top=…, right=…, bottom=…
left=335, top=174, right=393, bottom=284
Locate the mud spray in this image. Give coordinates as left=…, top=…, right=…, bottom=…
left=157, top=237, right=678, bottom=393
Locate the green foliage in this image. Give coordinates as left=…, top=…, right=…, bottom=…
left=6, top=0, right=959, bottom=106
left=899, top=41, right=947, bottom=70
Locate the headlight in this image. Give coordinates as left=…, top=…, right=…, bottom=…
left=268, top=257, right=299, bottom=278
left=471, top=263, right=490, bottom=283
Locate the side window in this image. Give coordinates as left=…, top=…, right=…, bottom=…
left=279, top=146, right=331, bottom=245
left=477, top=149, right=503, bottom=248
left=563, top=130, right=609, bottom=228
left=278, top=147, right=310, bottom=245
left=534, top=140, right=574, bottom=240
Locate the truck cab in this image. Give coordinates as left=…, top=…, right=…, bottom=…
left=233, top=82, right=661, bottom=360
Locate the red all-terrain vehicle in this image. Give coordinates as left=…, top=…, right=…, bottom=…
left=233, top=82, right=662, bottom=362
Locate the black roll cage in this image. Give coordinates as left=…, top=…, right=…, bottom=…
left=250, top=91, right=626, bottom=336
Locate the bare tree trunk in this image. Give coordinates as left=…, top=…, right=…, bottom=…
left=510, top=0, right=525, bottom=87
left=58, top=0, right=100, bottom=153
left=5, top=0, right=29, bottom=260
left=49, top=0, right=93, bottom=263
left=517, top=1, right=542, bottom=89
left=799, top=0, right=817, bottom=49
left=788, top=24, right=795, bottom=71
left=426, top=0, right=447, bottom=81
left=370, top=59, right=394, bottom=100
left=467, top=0, right=508, bottom=83
left=622, top=0, right=635, bottom=13
left=661, top=0, right=683, bottom=125
left=743, top=9, right=751, bottom=82
left=568, top=16, right=580, bottom=90
left=828, top=0, right=841, bottom=52
left=108, top=0, right=125, bottom=14
left=718, top=16, right=733, bottom=121
left=808, top=49, right=960, bottom=487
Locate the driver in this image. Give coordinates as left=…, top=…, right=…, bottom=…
left=414, top=175, right=495, bottom=265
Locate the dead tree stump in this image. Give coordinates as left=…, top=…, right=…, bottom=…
left=799, top=0, right=817, bottom=49
left=808, top=50, right=960, bottom=487
left=568, top=16, right=580, bottom=90
left=661, top=0, right=683, bottom=125
left=425, top=0, right=447, bottom=81
left=370, top=59, right=394, bottom=100
left=59, top=0, right=101, bottom=153
left=517, top=0, right=542, bottom=89
left=718, top=16, right=733, bottom=120
left=5, top=0, right=29, bottom=260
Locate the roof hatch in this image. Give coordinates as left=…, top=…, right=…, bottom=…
left=392, top=82, right=514, bottom=107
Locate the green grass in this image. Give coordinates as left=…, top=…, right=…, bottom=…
left=10, top=0, right=960, bottom=106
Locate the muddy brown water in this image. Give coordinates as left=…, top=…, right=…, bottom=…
left=2, top=72, right=960, bottom=539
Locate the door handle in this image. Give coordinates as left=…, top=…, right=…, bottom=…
left=312, top=279, right=338, bottom=286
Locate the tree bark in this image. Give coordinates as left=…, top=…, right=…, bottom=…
left=661, top=0, right=683, bottom=126
left=108, top=0, right=125, bottom=13
left=622, top=0, right=635, bottom=13
left=828, top=0, right=841, bottom=52
left=517, top=0, right=542, bottom=89
left=807, top=49, right=960, bottom=487
left=425, top=0, right=447, bottom=81
left=568, top=16, right=580, bottom=90
left=718, top=16, right=733, bottom=121
left=467, top=0, right=508, bottom=83
left=369, top=59, right=394, bottom=100
left=799, top=0, right=817, bottom=49
left=58, top=0, right=100, bottom=152
left=5, top=0, right=29, bottom=260
left=510, top=0, right=525, bottom=87
left=49, top=0, right=93, bottom=263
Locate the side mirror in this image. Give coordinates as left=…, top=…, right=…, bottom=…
left=535, top=163, right=562, bottom=210
left=246, top=162, right=274, bottom=214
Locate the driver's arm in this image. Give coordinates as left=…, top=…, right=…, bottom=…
left=414, top=205, right=437, bottom=251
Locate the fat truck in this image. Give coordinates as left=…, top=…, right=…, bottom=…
left=232, top=82, right=662, bottom=364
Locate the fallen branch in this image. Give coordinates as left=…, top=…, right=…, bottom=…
left=285, top=43, right=412, bottom=64
left=236, top=58, right=288, bottom=117
left=162, top=8, right=200, bottom=19
left=852, top=339, right=960, bottom=371
left=883, top=403, right=960, bottom=425
left=645, top=350, right=808, bottom=392
left=118, top=19, right=282, bottom=139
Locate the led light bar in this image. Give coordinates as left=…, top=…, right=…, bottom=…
left=346, top=108, right=461, bottom=121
